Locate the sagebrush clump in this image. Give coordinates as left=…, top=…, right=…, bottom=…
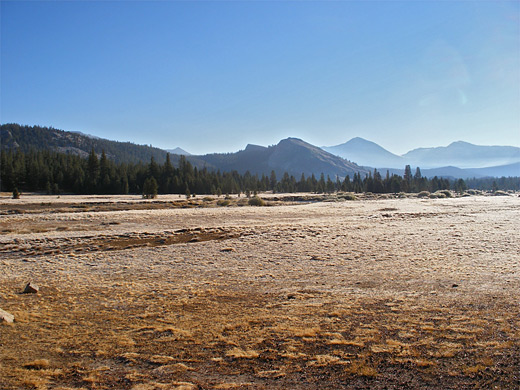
left=217, top=199, right=231, bottom=206
left=248, top=196, right=265, bottom=206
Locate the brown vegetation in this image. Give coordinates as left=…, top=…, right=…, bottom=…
left=0, top=194, right=518, bottom=389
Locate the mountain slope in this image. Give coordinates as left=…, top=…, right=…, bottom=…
left=323, top=137, right=405, bottom=168
left=466, top=162, right=520, bottom=178
left=403, top=141, right=520, bottom=169
left=0, top=123, right=211, bottom=168
left=1, top=124, right=170, bottom=164
left=198, top=138, right=368, bottom=178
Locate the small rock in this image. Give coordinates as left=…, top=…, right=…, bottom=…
left=153, top=362, right=194, bottom=375
left=23, top=282, right=39, bottom=294
left=0, top=308, right=14, bottom=323
left=148, top=355, right=175, bottom=364
left=23, top=359, right=50, bottom=370
left=221, top=247, right=236, bottom=252
left=452, top=284, right=459, bottom=288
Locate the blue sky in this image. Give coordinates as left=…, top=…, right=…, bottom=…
left=1, top=1, right=519, bottom=155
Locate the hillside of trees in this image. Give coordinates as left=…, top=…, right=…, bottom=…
left=1, top=123, right=201, bottom=165
left=2, top=149, right=518, bottom=196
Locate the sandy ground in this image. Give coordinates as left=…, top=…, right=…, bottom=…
left=0, top=194, right=519, bottom=389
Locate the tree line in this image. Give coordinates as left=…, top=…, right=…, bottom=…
left=1, top=149, right=518, bottom=196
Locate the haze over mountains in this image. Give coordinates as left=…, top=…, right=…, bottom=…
left=402, top=142, right=520, bottom=169
left=323, top=138, right=520, bottom=169
left=2, top=124, right=519, bottom=179
left=323, top=138, right=405, bottom=169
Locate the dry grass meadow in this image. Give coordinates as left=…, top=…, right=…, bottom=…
left=0, top=192, right=519, bottom=389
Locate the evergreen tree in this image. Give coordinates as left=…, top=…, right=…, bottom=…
left=270, top=170, right=277, bottom=191
left=87, top=148, right=100, bottom=193
left=142, top=177, right=158, bottom=199
left=163, top=153, right=175, bottom=193
left=403, top=165, right=412, bottom=192
left=99, top=150, right=111, bottom=193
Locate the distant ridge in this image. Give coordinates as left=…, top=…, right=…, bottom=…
left=402, top=141, right=520, bottom=169
left=165, top=147, right=191, bottom=156
left=244, top=144, right=268, bottom=152
left=323, top=137, right=404, bottom=168
left=197, top=137, right=368, bottom=178
left=380, top=162, right=520, bottom=180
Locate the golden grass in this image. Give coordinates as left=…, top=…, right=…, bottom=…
left=225, top=347, right=260, bottom=359
left=344, top=360, right=378, bottom=377
left=1, top=195, right=519, bottom=389
left=22, top=359, right=50, bottom=370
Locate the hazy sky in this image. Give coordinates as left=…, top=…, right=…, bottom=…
left=1, top=1, right=519, bottom=155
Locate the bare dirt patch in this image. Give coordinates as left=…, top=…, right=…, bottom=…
left=0, top=194, right=519, bottom=389
left=0, top=227, right=243, bottom=257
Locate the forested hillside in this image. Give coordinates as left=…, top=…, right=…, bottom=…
left=1, top=123, right=171, bottom=164
left=199, top=138, right=367, bottom=178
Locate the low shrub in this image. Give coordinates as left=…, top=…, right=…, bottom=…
left=494, top=190, right=509, bottom=196
left=217, top=199, right=231, bottom=206
left=248, top=196, right=265, bottom=206
left=341, top=193, right=357, bottom=201
left=417, top=191, right=430, bottom=198
left=237, top=198, right=249, bottom=206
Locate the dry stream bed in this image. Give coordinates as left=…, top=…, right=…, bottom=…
left=0, top=194, right=519, bottom=389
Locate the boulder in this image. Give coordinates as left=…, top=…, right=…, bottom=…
left=23, top=282, right=39, bottom=294
left=0, top=308, right=14, bottom=323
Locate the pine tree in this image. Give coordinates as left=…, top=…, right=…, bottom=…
left=403, top=165, right=412, bottom=193
left=12, top=187, right=20, bottom=199
left=99, top=150, right=111, bottom=193
left=87, top=148, right=99, bottom=193
left=270, top=170, right=277, bottom=191
left=142, top=177, right=158, bottom=199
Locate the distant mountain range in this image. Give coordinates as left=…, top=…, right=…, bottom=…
left=402, top=141, right=520, bottom=169
left=2, top=123, right=519, bottom=179
left=323, top=138, right=520, bottom=169
left=323, top=137, right=520, bottom=177
left=1, top=124, right=367, bottom=178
